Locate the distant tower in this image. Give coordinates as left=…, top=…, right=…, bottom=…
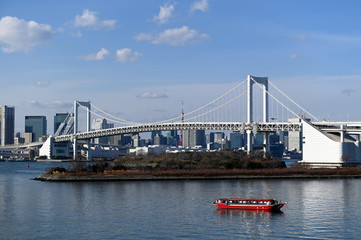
left=0, top=105, right=15, bottom=146
left=178, top=101, right=184, bottom=147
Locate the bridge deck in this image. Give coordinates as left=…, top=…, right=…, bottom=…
left=54, top=122, right=301, bottom=142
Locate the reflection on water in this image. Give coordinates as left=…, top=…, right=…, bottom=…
left=216, top=208, right=284, bottom=219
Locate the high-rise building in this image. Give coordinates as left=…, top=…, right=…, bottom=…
left=183, top=130, right=205, bottom=148
left=92, top=118, right=114, bottom=144
left=167, top=130, right=178, bottom=146
left=0, top=106, right=15, bottom=146
left=153, top=133, right=163, bottom=146
left=230, top=132, right=244, bottom=149
left=25, top=116, right=47, bottom=142
left=54, top=113, right=68, bottom=134
left=212, top=132, right=225, bottom=144
left=288, top=118, right=302, bottom=152
left=151, top=131, right=162, bottom=145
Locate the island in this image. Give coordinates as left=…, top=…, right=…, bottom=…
left=34, top=150, right=361, bottom=181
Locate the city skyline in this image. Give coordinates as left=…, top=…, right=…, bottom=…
left=1, top=0, right=361, bottom=133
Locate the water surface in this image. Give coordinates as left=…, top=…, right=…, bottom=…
left=1, top=162, right=360, bottom=239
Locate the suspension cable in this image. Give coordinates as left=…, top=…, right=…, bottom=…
left=251, top=79, right=305, bottom=120
left=76, top=102, right=138, bottom=126
left=185, top=90, right=247, bottom=122
left=268, top=80, right=319, bottom=121
left=155, top=79, right=247, bottom=123
left=90, top=103, right=139, bottom=125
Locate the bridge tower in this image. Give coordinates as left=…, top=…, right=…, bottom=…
left=247, top=75, right=269, bottom=155
left=73, top=101, right=91, bottom=160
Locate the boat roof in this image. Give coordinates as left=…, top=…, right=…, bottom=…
left=216, top=198, right=276, bottom=201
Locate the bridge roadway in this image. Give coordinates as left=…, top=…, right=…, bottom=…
left=54, top=122, right=302, bottom=142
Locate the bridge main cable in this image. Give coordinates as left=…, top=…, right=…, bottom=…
left=155, top=79, right=248, bottom=124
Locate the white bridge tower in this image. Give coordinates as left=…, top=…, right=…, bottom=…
left=73, top=101, right=91, bottom=160
left=247, top=75, right=269, bottom=155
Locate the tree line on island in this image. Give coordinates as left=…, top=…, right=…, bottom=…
left=47, top=150, right=287, bottom=175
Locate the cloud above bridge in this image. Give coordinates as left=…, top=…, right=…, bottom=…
left=73, top=9, right=116, bottom=30
left=190, top=0, right=210, bottom=13
left=25, top=100, right=72, bottom=109
left=0, top=16, right=57, bottom=53
left=135, top=26, right=210, bottom=46
left=153, top=3, right=175, bottom=24
left=81, top=48, right=110, bottom=61
left=138, top=92, right=168, bottom=98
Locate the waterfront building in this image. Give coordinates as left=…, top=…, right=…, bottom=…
left=230, top=132, right=244, bottom=149
left=54, top=113, right=68, bottom=134
left=288, top=118, right=302, bottom=152
left=21, top=132, right=33, bottom=144
left=0, top=106, right=15, bottom=146
left=14, top=132, right=25, bottom=145
left=25, top=116, right=47, bottom=142
left=300, top=120, right=361, bottom=166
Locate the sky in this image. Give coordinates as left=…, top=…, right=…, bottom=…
left=1, top=0, right=361, bottom=133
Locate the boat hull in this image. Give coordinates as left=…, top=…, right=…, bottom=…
left=214, top=198, right=286, bottom=211
left=214, top=202, right=286, bottom=211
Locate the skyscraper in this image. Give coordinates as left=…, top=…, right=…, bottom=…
left=25, top=116, right=47, bottom=142
left=0, top=106, right=15, bottom=146
left=183, top=129, right=205, bottom=148
left=230, top=132, right=244, bottom=149
left=92, top=118, right=114, bottom=144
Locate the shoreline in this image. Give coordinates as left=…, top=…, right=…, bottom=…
left=34, top=172, right=361, bottom=182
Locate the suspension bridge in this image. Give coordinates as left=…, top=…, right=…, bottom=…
left=39, top=75, right=361, bottom=167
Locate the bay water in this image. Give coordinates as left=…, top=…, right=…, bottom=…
left=1, top=162, right=360, bottom=239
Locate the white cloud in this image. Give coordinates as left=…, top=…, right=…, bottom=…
left=81, top=48, right=109, bottom=61
left=115, top=48, right=142, bottom=63
left=153, top=3, right=175, bottom=24
left=138, top=92, right=168, bottom=98
left=341, top=89, right=356, bottom=96
left=36, top=81, right=50, bottom=87
left=74, top=9, right=116, bottom=29
left=291, top=34, right=309, bottom=40
left=190, top=0, right=210, bottom=12
left=71, top=31, right=83, bottom=38
left=135, top=26, right=210, bottom=46
left=290, top=54, right=299, bottom=59
left=25, top=100, right=72, bottom=109
left=0, top=16, right=56, bottom=53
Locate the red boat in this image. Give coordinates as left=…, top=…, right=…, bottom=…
left=214, top=198, right=286, bottom=211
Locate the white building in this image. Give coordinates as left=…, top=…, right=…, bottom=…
left=301, top=120, right=361, bottom=167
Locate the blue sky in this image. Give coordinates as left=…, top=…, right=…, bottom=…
left=1, top=0, right=361, bottom=133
